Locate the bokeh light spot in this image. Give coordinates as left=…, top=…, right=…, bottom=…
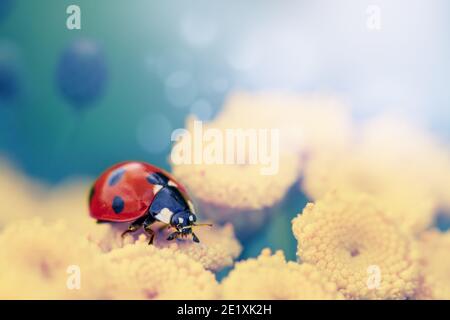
left=136, top=113, right=173, bottom=154
left=164, top=70, right=198, bottom=108
left=190, top=99, right=213, bottom=121
left=180, top=12, right=217, bottom=48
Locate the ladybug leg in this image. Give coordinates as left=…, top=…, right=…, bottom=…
left=121, top=216, right=146, bottom=239
left=143, top=226, right=155, bottom=245
left=156, top=224, right=171, bottom=232
left=192, top=232, right=200, bottom=243
left=143, top=215, right=157, bottom=245
left=167, top=231, right=180, bottom=241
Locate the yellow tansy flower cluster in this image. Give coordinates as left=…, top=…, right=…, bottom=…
left=415, top=231, right=450, bottom=299
left=172, top=149, right=300, bottom=237
left=0, top=219, right=110, bottom=299
left=171, top=116, right=300, bottom=237
left=104, top=241, right=220, bottom=299
left=172, top=92, right=352, bottom=236
left=292, top=191, right=420, bottom=299
left=0, top=218, right=223, bottom=299
left=0, top=159, right=46, bottom=227
left=209, top=92, right=353, bottom=155
left=221, top=249, right=344, bottom=300
left=301, top=115, right=450, bottom=234
left=153, top=223, right=242, bottom=271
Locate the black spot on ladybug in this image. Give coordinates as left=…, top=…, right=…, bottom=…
left=112, top=196, right=125, bottom=214
left=147, top=172, right=169, bottom=186
left=88, top=186, right=95, bottom=203
left=109, top=169, right=126, bottom=186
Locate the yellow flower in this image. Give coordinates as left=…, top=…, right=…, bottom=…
left=113, top=223, right=241, bottom=272
left=172, top=152, right=299, bottom=212
left=301, top=115, right=450, bottom=234
left=415, top=231, right=450, bottom=300
left=292, top=191, right=420, bottom=299
left=77, top=217, right=242, bottom=272
left=0, top=160, right=46, bottom=227
left=0, top=218, right=222, bottom=300
left=211, top=92, right=353, bottom=155
left=0, top=219, right=110, bottom=299
left=172, top=147, right=299, bottom=237
left=172, top=110, right=301, bottom=211
left=361, top=115, right=450, bottom=198
left=105, top=241, right=220, bottom=299
left=221, top=249, right=344, bottom=299
left=172, top=92, right=352, bottom=236
left=40, top=182, right=135, bottom=252
left=0, top=159, right=108, bottom=239
left=302, top=153, right=436, bottom=234
left=152, top=223, right=242, bottom=272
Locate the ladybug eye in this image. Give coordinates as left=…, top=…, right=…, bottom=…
left=189, top=215, right=194, bottom=222
left=178, top=217, right=184, bottom=224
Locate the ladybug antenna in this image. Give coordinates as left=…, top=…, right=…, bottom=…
left=192, top=223, right=213, bottom=228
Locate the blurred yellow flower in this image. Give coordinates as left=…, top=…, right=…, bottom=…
left=153, top=223, right=242, bottom=271
left=172, top=150, right=299, bottom=236
left=172, top=117, right=300, bottom=236
left=0, top=160, right=46, bottom=227
left=76, top=218, right=242, bottom=272
left=292, top=191, right=420, bottom=299
left=301, top=115, right=450, bottom=234
left=0, top=218, right=223, bottom=299
left=33, top=180, right=131, bottom=251
left=210, top=92, right=353, bottom=156
left=415, top=231, right=450, bottom=300
left=0, top=218, right=110, bottom=299
left=106, top=222, right=242, bottom=272
left=302, top=153, right=436, bottom=234
left=221, top=248, right=344, bottom=299
left=105, top=240, right=220, bottom=299
left=173, top=92, right=351, bottom=235
left=173, top=151, right=299, bottom=212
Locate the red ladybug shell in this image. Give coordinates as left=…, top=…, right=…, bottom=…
left=89, top=161, right=188, bottom=223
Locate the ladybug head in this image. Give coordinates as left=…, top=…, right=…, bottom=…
left=167, top=210, right=212, bottom=243
left=170, top=211, right=196, bottom=235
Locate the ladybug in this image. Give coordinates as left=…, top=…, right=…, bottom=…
left=89, top=161, right=211, bottom=244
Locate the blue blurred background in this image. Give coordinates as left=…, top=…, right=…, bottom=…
left=1, top=0, right=449, bottom=264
